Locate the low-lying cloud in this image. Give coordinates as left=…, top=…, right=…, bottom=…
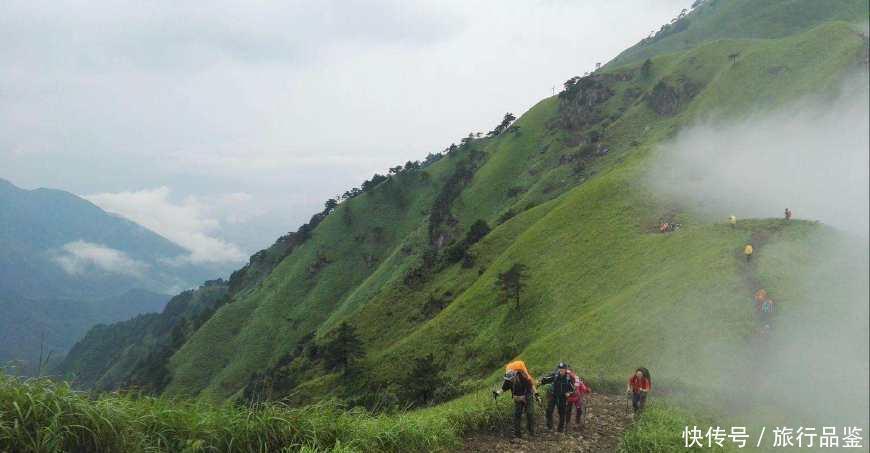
left=648, top=73, right=869, bottom=239
left=85, top=187, right=247, bottom=265
left=53, top=240, right=148, bottom=277
left=646, top=71, right=869, bottom=428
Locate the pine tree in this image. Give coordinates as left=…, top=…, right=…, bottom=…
left=495, top=263, right=529, bottom=308
left=404, top=353, right=441, bottom=405
left=323, top=322, right=365, bottom=372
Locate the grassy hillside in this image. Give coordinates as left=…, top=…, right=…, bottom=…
left=57, top=227, right=302, bottom=391
left=153, top=19, right=867, bottom=404
left=604, top=0, right=867, bottom=69
left=56, top=281, right=228, bottom=391
left=38, top=4, right=870, bottom=452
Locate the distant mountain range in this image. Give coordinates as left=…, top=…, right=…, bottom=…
left=0, top=178, right=222, bottom=372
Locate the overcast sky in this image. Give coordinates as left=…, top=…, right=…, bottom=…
left=1, top=0, right=689, bottom=267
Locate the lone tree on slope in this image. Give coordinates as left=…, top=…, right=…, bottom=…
left=495, top=263, right=529, bottom=308
left=323, top=322, right=365, bottom=373
left=404, top=353, right=442, bottom=405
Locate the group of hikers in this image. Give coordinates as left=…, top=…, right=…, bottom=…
left=730, top=208, right=792, bottom=229
left=733, top=208, right=794, bottom=262
left=664, top=207, right=793, bottom=236
left=658, top=221, right=681, bottom=233
left=493, top=360, right=651, bottom=439
left=489, top=209, right=794, bottom=439
left=733, top=211, right=789, bottom=336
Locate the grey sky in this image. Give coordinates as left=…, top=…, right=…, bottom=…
left=1, top=0, right=689, bottom=266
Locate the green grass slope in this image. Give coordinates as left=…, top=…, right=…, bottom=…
left=604, top=0, right=867, bottom=69
left=156, top=18, right=866, bottom=406
left=56, top=281, right=228, bottom=391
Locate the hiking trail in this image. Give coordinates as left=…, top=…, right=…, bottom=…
left=460, top=393, right=634, bottom=452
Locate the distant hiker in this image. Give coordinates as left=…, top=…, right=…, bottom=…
left=744, top=244, right=754, bottom=262
left=754, top=289, right=768, bottom=312
left=760, top=298, right=775, bottom=323
left=566, top=370, right=591, bottom=427
left=493, top=362, right=537, bottom=438
left=540, top=362, right=575, bottom=432
left=627, top=367, right=651, bottom=414
left=784, top=208, right=792, bottom=221
left=659, top=222, right=682, bottom=233
left=729, top=215, right=737, bottom=228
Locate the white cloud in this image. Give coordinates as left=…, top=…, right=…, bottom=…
left=53, top=240, right=149, bottom=277
left=0, top=0, right=692, bottom=253
left=85, top=187, right=247, bottom=264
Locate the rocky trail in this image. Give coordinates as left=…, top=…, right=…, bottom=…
left=460, top=393, right=635, bottom=452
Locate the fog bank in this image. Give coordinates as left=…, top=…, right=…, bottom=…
left=648, top=72, right=869, bottom=239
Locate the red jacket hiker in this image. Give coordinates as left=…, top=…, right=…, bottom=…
left=628, top=375, right=650, bottom=393
left=567, top=372, right=590, bottom=408
left=628, top=369, right=651, bottom=413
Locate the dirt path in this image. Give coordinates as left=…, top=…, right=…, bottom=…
left=460, top=393, right=634, bottom=452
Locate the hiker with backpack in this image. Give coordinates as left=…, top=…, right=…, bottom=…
left=493, top=361, right=538, bottom=438
left=540, top=362, right=574, bottom=432
left=626, top=367, right=651, bottom=414
left=744, top=244, right=754, bottom=262
left=784, top=208, right=792, bottom=221
left=760, top=298, right=775, bottom=323
left=754, top=289, right=768, bottom=312
left=566, top=369, right=591, bottom=428
left=729, top=215, right=737, bottom=228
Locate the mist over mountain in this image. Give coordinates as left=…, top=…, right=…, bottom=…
left=0, top=178, right=227, bottom=372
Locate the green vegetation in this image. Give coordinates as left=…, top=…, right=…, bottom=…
left=0, top=374, right=488, bottom=452
left=605, top=0, right=867, bottom=69
left=37, top=3, right=870, bottom=451
left=56, top=281, right=229, bottom=392
left=494, top=263, right=529, bottom=308
left=619, top=402, right=727, bottom=453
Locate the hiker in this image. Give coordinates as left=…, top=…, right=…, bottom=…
left=784, top=208, right=792, bottom=221
left=754, top=289, right=768, bottom=312
left=729, top=215, right=737, bottom=228
left=744, top=244, right=754, bottom=262
left=540, top=362, right=574, bottom=432
left=626, top=367, right=651, bottom=414
left=760, top=298, right=775, bottom=323
left=566, top=370, right=591, bottom=427
left=493, top=363, right=537, bottom=438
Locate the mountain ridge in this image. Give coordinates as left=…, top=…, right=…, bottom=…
left=58, top=3, right=868, bottom=431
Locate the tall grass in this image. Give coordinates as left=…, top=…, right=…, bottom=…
left=0, top=374, right=484, bottom=453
